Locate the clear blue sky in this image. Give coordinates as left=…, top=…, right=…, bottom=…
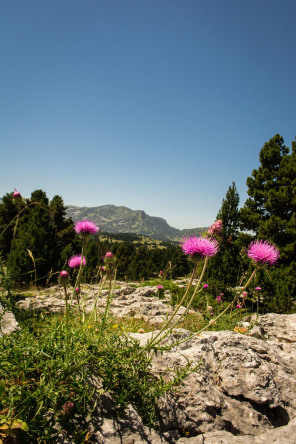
left=1, top=0, right=295, bottom=229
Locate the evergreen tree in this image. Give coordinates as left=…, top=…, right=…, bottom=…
left=8, top=190, right=56, bottom=286
left=207, top=182, right=243, bottom=290
left=239, top=134, right=296, bottom=311
left=49, top=195, right=76, bottom=268
left=0, top=192, right=27, bottom=259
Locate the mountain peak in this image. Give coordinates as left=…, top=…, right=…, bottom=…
left=66, top=204, right=207, bottom=241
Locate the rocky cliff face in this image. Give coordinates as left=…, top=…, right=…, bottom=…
left=66, top=204, right=207, bottom=241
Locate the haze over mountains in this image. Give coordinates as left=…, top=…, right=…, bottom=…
left=66, top=205, right=208, bottom=241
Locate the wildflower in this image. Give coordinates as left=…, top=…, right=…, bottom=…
left=101, top=266, right=106, bottom=272
left=208, top=219, right=223, bottom=235
left=68, top=255, right=86, bottom=269
left=105, top=251, right=113, bottom=258
left=157, top=285, right=163, bottom=289
left=181, top=235, right=219, bottom=259
left=210, top=312, right=214, bottom=316
left=60, top=401, right=74, bottom=416
left=112, top=324, right=118, bottom=328
left=59, top=270, right=69, bottom=281
left=203, top=284, right=209, bottom=289
left=74, top=220, right=99, bottom=235
left=74, top=287, right=80, bottom=294
left=243, top=291, right=247, bottom=297
left=216, top=295, right=222, bottom=303
left=255, top=287, right=261, bottom=291
left=236, top=304, right=242, bottom=309
left=247, top=240, right=280, bottom=265
left=159, top=270, right=163, bottom=275
left=138, top=328, right=145, bottom=333
left=12, top=188, right=22, bottom=200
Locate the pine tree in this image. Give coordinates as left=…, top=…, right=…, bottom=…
left=8, top=190, right=56, bottom=286
left=49, top=195, right=76, bottom=268
left=239, top=134, right=296, bottom=311
left=0, top=192, right=27, bottom=259
left=207, top=182, right=242, bottom=291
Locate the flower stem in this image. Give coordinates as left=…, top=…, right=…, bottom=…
left=142, top=261, right=198, bottom=351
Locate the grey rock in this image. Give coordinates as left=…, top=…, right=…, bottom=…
left=249, top=313, right=296, bottom=342
left=16, top=285, right=195, bottom=325
left=0, top=303, right=20, bottom=336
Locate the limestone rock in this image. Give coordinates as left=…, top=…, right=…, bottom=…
left=249, top=313, right=296, bottom=342
left=16, top=285, right=194, bottom=325
left=0, top=303, right=20, bottom=336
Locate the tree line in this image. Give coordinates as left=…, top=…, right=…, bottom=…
left=0, top=134, right=295, bottom=312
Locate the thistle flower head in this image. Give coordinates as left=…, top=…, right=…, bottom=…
left=216, top=295, right=222, bottom=302
left=157, top=285, right=163, bottom=290
left=208, top=219, right=223, bottom=235
left=181, top=235, right=219, bottom=259
left=60, top=401, right=74, bottom=416
left=74, top=287, right=80, bottom=294
left=247, top=240, right=280, bottom=265
left=59, top=270, right=69, bottom=281
left=255, top=287, right=262, bottom=291
left=68, top=255, right=86, bottom=269
left=203, top=284, right=209, bottom=289
left=105, top=251, right=113, bottom=259
left=12, top=189, right=22, bottom=200
left=236, top=304, right=242, bottom=309
left=74, top=220, right=99, bottom=235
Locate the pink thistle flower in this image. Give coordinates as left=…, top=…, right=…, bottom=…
left=243, top=291, right=247, bottom=297
left=159, top=270, right=163, bottom=275
left=12, top=189, right=22, bottom=200
left=74, top=287, right=80, bottom=294
left=208, top=219, right=223, bottom=235
left=157, top=285, right=163, bottom=289
left=68, top=255, right=86, bottom=269
left=101, top=266, right=106, bottom=272
left=216, top=295, right=222, bottom=303
left=247, top=240, right=280, bottom=265
left=255, top=287, right=261, bottom=291
left=105, top=251, right=113, bottom=258
left=236, top=304, right=242, bottom=309
left=74, top=220, right=99, bottom=235
left=203, top=284, right=209, bottom=289
left=60, top=401, right=74, bottom=416
left=181, top=235, right=219, bottom=259
left=210, top=312, right=214, bottom=316
left=59, top=270, right=69, bottom=281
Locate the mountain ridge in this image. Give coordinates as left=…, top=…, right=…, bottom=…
left=66, top=204, right=208, bottom=241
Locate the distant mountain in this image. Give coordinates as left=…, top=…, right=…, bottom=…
left=66, top=205, right=208, bottom=241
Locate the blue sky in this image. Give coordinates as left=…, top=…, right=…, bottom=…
left=1, top=0, right=295, bottom=229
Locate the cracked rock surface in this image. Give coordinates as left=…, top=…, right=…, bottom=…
left=16, top=284, right=193, bottom=324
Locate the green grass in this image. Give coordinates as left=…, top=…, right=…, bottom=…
left=0, top=307, right=194, bottom=443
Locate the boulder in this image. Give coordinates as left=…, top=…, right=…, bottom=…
left=0, top=303, right=20, bottom=336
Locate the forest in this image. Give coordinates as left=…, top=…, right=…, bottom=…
left=1, top=134, right=295, bottom=313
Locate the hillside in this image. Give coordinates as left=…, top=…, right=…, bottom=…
left=66, top=204, right=207, bottom=241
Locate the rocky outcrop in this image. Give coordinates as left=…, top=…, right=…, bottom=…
left=249, top=313, right=296, bottom=342
left=55, top=324, right=296, bottom=443
left=4, top=285, right=296, bottom=442
left=16, top=284, right=195, bottom=325
left=0, top=303, right=20, bottom=336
